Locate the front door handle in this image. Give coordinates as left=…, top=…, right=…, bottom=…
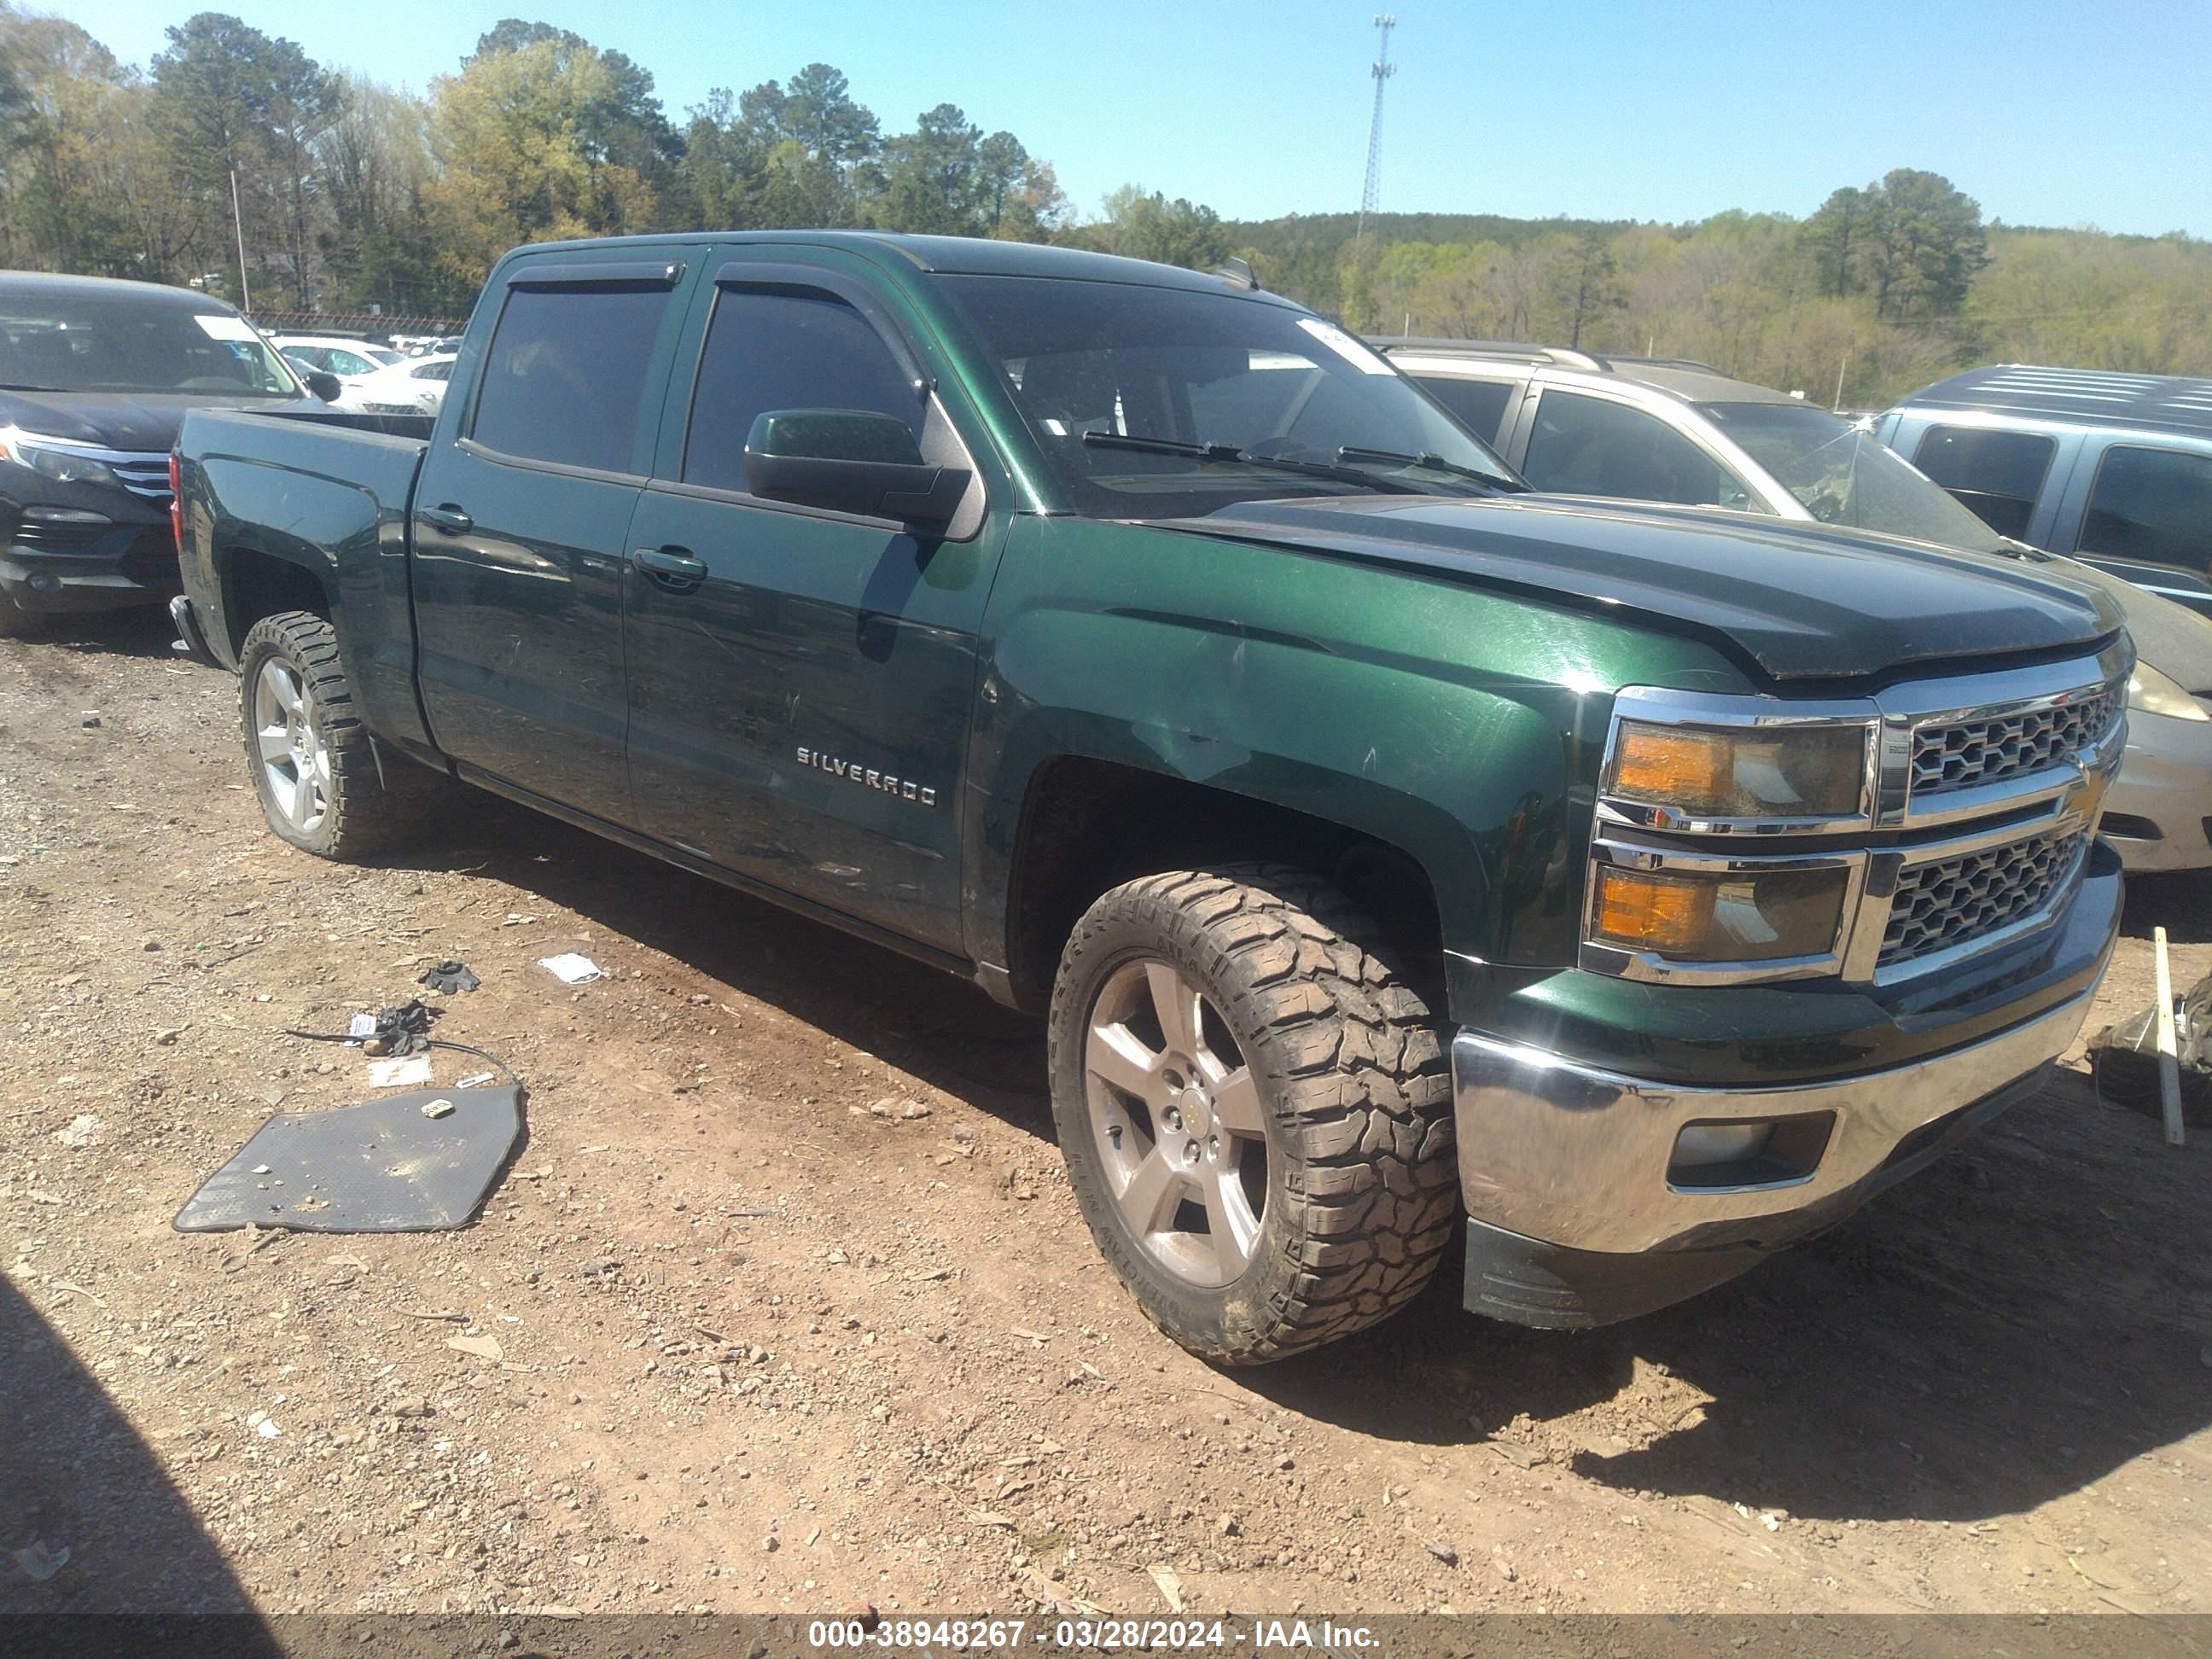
left=420, top=504, right=473, bottom=535
left=631, top=545, right=707, bottom=585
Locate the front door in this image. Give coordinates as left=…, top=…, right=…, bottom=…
left=622, top=254, right=1000, bottom=953
left=410, top=252, right=696, bottom=822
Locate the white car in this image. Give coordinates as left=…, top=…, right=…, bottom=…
left=270, top=336, right=392, bottom=391
left=341, top=353, right=457, bottom=416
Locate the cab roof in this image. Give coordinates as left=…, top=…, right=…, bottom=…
left=500, top=230, right=1295, bottom=301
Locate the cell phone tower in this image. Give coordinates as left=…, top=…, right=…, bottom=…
left=1358, top=14, right=1397, bottom=240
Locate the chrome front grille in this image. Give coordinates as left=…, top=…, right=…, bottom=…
left=1911, top=687, right=2122, bottom=798
left=1880, top=830, right=2087, bottom=970
left=108, top=455, right=173, bottom=503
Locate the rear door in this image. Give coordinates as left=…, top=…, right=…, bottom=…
left=410, top=250, right=696, bottom=823
left=621, top=248, right=1000, bottom=953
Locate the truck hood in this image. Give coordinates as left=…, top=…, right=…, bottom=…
left=0, top=388, right=306, bottom=452
left=1163, top=495, right=2124, bottom=682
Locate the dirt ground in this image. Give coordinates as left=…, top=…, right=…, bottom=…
left=2, top=608, right=2208, bottom=1626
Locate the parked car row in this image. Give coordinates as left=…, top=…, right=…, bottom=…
left=1382, top=340, right=2212, bottom=875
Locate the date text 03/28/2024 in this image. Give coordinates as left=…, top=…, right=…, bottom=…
left=803, top=1618, right=1377, bottom=1650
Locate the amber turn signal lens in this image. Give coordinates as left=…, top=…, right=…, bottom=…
left=1592, top=867, right=1717, bottom=954
left=1612, top=727, right=1731, bottom=805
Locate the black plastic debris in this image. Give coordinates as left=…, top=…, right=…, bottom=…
left=172, top=1086, right=525, bottom=1233
left=2087, top=970, right=2212, bottom=1127
left=418, top=959, right=480, bottom=995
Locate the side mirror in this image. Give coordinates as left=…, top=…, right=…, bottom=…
left=304, top=370, right=343, bottom=404
left=742, top=409, right=969, bottom=527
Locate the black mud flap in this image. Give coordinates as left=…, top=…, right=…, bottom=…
left=172, top=1086, right=525, bottom=1233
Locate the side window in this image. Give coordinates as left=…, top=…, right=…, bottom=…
left=288, top=346, right=327, bottom=370
left=1522, top=390, right=1747, bottom=509
left=1414, top=375, right=1515, bottom=445
left=1912, top=425, right=2054, bottom=540
left=682, top=287, right=921, bottom=492
left=470, top=285, right=672, bottom=473
left=2078, top=445, right=2212, bottom=573
left=415, top=360, right=453, bottom=382
left=327, top=349, right=375, bottom=376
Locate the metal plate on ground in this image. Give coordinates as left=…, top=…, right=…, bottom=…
left=172, top=1087, right=525, bottom=1233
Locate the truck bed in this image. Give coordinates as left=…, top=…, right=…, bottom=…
left=174, top=403, right=436, bottom=753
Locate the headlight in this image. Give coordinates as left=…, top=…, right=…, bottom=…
left=2126, top=663, right=2210, bottom=723
left=1589, top=862, right=1851, bottom=963
left=1606, top=720, right=1870, bottom=823
left=0, top=427, right=123, bottom=491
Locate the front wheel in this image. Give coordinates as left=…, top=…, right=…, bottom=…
left=1047, top=864, right=1460, bottom=1365
left=237, top=609, right=435, bottom=859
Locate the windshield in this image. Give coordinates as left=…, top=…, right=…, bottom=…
left=1699, top=401, right=2007, bottom=553
left=933, top=273, right=1522, bottom=516
left=0, top=296, right=300, bottom=398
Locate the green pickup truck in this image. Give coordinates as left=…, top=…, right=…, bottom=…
left=173, top=234, right=2129, bottom=1365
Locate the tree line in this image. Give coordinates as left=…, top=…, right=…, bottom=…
left=0, top=6, right=1234, bottom=317
left=3, top=6, right=2204, bottom=408
left=1228, top=173, right=2212, bottom=408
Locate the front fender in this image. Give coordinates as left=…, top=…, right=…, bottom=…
left=965, top=516, right=1747, bottom=1011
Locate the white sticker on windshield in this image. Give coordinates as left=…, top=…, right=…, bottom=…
left=193, top=313, right=259, bottom=342
left=1297, top=317, right=1394, bottom=375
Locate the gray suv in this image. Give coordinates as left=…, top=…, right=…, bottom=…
left=1876, top=364, right=2212, bottom=619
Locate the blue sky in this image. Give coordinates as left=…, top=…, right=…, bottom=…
left=45, top=0, right=2212, bottom=236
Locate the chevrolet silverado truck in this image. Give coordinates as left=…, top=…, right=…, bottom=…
left=173, top=233, right=2130, bottom=1364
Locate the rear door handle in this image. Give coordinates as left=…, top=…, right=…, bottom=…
left=631, top=545, right=707, bottom=585
left=420, top=504, right=473, bottom=535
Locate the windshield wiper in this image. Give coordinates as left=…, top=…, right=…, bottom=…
left=1080, top=429, right=1426, bottom=494
left=1335, top=445, right=1525, bottom=492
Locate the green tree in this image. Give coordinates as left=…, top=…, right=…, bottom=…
left=1863, top=167, right=1989, bottom=319
left=1067, top=184, right=1231, bottom=270
left=1547, top=229, right=1625, bottom=348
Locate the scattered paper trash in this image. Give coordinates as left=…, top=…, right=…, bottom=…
left=13, top=1540, right=68, bottom=1581
left=347, top=1012, right=378, bottom=1041
left=421, top=1097, right=455, bottom=1120
left=446, top=1332, right=504, bottom=1361
left=369, top=1055, right=434, bottom=1088
left=538, top=952, right=603, bottom=985
left=455, top=1072, right=496, bottom=1089
left=256, top=1418, right=281, bottom=1440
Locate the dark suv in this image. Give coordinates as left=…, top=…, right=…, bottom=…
left=1877, top=364, right=2212, bottom=618
left=0, top=271, right=313, bottom=636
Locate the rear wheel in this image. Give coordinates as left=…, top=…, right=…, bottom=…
left=1048, top=864, right=1460, bottom=1365
left=237, top=609, right=436, bottom=859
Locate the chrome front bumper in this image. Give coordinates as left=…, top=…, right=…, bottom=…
left=1451, top=986, right=2095, bottom=1260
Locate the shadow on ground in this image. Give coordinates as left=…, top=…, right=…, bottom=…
left=9, top=603, right=184, bottom=664
left=386, top=783, right=2209, bottom=1531
left=2122, top=868, right=2212, bottom=944
left=1242, top=1067, right=2210, bottom=1525
left=0, top=1273, right=269, bottom=1625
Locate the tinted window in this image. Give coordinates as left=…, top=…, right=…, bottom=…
left=0, top=297, right=297, bottom=396
left=414, top=359, right=453, bottom=382
left=683, top=288, right=920, bottom=491
left=325, top=347, right=377, bottom=376
left=470, top=285, right=670, bottom=472
left=1912, top=425, right=2054, bottom=540
left=1413, top=375, right=1515, bottom=445
left=1522, top=390, right=1749, bottom=509
left=2078, top=445, right=2212, bottom=573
